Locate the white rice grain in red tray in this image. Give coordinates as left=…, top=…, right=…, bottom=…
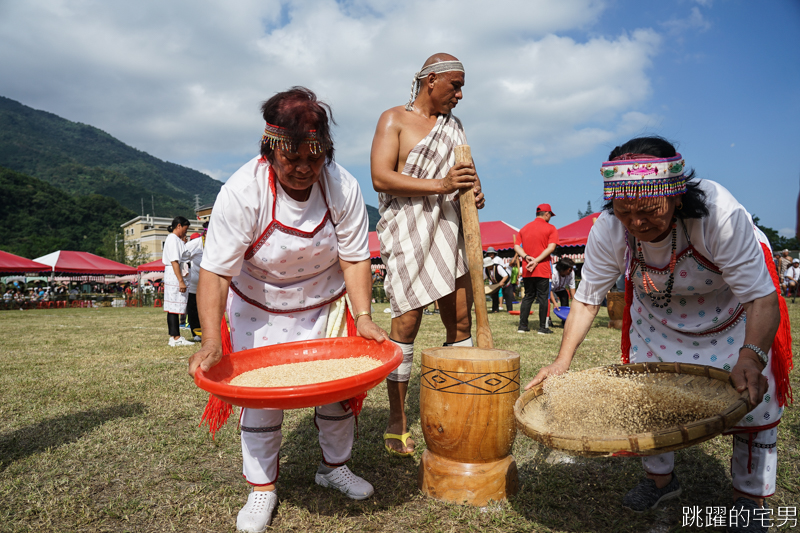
left=229, top=356, right=381, bottom=388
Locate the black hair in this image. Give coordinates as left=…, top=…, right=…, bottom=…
left=260, top=87, right=335, bottom=164
left=167, top=216, right=190, bottom=233
left=602, top=136, right=709, bottom=220
left=555, top=257, right=575, bottom=272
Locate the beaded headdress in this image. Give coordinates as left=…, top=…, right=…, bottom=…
left=601, top=153, right=687, bottom=201
left=405, top=60, right=465, bottom=111
left=260, top=122, right=325, bottom=155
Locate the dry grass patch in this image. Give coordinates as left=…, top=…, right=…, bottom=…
left=0, top=303, right=797, bottom=532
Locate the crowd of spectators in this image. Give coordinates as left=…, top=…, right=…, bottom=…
left=776, top=249, right=800, bottom=301
left=0, top=279, right=163, bottom=309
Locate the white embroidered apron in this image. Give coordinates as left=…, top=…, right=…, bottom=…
left=628, top=223, right=783, bottom=432
left=228, top=166, right=355, bottom=485
left=163, top=235, right=189, bottom=314
left=227, top=168, right=345, bottom=350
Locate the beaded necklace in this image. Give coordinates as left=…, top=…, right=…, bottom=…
left=635, top=219, right=677, bottom=308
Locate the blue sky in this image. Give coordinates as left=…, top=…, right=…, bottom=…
left=1, top=0, right=798, bottom=236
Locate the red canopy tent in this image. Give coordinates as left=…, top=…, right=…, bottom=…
left=368, top=232, right=381, bottom=259
left=478, top=220, right=520, bottom=251
left=137, top=259, right=166, bottom=272
left=34, top=251, right=137, bottom=275
left=0, top=250, right=52, bottom=273
left=557, top=212, right=602, bottom=247
left=368, top=220, right=521, bottom=259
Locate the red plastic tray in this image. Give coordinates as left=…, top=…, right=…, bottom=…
left=194, top=337, right=402, bottom=409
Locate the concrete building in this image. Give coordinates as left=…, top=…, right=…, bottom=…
left=120, top=215, right=204, bottom=264
left=196, top=203, right=214, bottom=223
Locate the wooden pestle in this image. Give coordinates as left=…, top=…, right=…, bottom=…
left=455, top=145, right=493, bottom=349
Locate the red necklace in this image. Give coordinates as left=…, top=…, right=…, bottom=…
left=635, top=220, right=677, bottom=309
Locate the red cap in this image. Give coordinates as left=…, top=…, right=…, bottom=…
left=537, top=203, right=555, bottom=215
left=190, top=233, right=201, bottom=240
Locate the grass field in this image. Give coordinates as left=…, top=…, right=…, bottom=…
left=0, top=302, right=797, bottom=532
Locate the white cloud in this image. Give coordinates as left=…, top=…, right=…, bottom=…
left=663, top=6, right=711, bottom=35
left=0, top=0, right=662, bottom=182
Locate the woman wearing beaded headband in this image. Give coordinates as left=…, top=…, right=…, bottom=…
left=526, top=137, right=791, bottom=531
left=188, top=87, right=389, bottom=532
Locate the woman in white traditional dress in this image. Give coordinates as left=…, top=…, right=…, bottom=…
left=188, top=87, right=389, bottom=532
left=527, top=137, right=792, bottom=533
left=162, top=216, right=193, bottom=347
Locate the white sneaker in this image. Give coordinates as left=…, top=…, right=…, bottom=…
left=236, top=490, right=278, bottom=532
left=168, top=336, right=194, bottom=347
left=315, top=465, right=374, bottom=500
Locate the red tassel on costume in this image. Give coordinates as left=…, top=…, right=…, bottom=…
left=220, top=314, right=233, bottom=357
left=620, top=271, right=634, bottom=364
left=346, top=303, right=358, bottom=337
left=200, top=395, right=233, bottom=439
left=759, top=242, right=794, bottom=407
left=199, top=314, right=235, bottom=438
left=348, top=392, right=367, bottom=417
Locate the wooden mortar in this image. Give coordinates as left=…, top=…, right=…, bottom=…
left=418, top=144, right=519, bottom=506
left=418, top=346, right=520, bottom=505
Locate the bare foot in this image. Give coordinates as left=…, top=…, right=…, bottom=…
left=384, top=420, right=415, bottom=455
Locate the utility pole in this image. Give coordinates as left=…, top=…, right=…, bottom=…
left=151, top=195, right=155, bottom=217
left=141, top=198, right=144, bottom=216
left=194, top=194, right=201, bottom=212
left=115, top=233, right=123, bottom=262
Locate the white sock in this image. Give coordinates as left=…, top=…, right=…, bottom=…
left=443, top=336, right=473, bottom=347
left=387, top=339, right=413, bottom=381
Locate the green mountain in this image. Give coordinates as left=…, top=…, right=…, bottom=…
left=0, top=95, right=220, bottom=219
left=0, top=95, right=381, bottom=250
left=366, top=204, right=380, bottom=231
left=0, top=167, right=136, bottom=259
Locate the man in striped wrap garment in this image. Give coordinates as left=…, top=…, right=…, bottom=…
left=370, top=53, right=485, bottom=456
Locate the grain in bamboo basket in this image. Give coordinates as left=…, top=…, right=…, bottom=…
left=514, top=362, right=752, bottom=458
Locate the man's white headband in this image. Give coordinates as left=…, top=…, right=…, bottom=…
left=405, top=60, right=465, bottom=111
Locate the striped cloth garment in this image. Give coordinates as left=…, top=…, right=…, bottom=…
left=377, top=113, right=469, bottom=317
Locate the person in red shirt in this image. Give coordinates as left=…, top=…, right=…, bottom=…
left=514, top=204, right=559, bottom=334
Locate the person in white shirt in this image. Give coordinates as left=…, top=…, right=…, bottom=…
left=549, top=257, right=576, bottom=325
left=162, top=216, right=192, bottom=347
left=188, top=87, right=389, bottom=532
left=483, top=256, right=509, bottom=313
left=784, top=258, right=800, bottom=299
left=184, top=223, right=207, bottom=341
left=487, top=247, right=513, bottom=311
left=526, top=137, right=789, bottom=529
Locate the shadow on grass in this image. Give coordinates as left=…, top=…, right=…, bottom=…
left=511, top=444, right=732, bottom=533
left=275, top=379, right=423, bottom=518
left=0, top=402, right=146, bottom=471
